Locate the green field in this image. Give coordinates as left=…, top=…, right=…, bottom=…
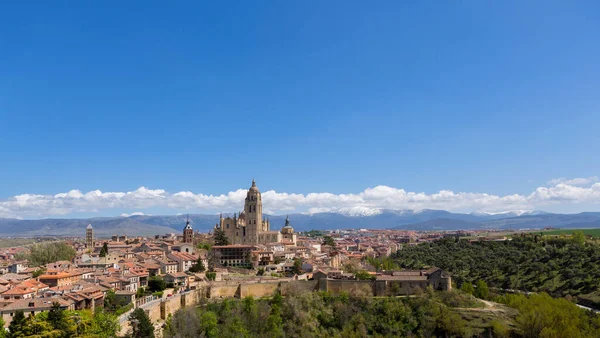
left=540, top=228, right=600, bottom=237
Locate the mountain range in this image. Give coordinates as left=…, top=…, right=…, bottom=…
left=1, top=209, right=600, bottom=237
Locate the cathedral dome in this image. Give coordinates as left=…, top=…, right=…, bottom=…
left=249, top=179, right=259, bottom=193
left=281, top=216, right=294, bottom=234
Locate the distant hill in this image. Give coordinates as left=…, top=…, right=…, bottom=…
left=0, top=217, right=180, bottom=237
left=1, top=210, right=600, bottom=237
left=393, top=218, right=484, bottom=231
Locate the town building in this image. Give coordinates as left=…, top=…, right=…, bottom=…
left=212, top=245, right=256, bottom=267
left=0, top=298, right=74, bottom=326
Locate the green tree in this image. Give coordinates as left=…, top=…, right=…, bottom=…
left=136, top=287, right=146, bottom=298
left=104, top=290, right=117, bottom=310
left=47, top=302, right=68, bottom=332
left=31, top=268, right=45, bottom=278
left=572, top=231, right=586, bottom=245
left=0, top=316, right=5, bottom=338
left=322, top=235, right=336, bottom=247
left=490, top=320, right=510, bottom=338
left=199, top=311, right=219, bottom=338
left=460, top=282, right=474, bottom=294
left=25, top=242, right=76, bottom=267
left=99, top=242, right=109, bottom=257
left=474, top=280, right=489, bottom=299
left=7, top=310, right=26, bottom=338
left=20, top=314, right=59, bottom=338
left=129, top=308, right=155, bottom=338
left=498, top=292, right=600, bottom=338
left=213, top=228, right=230, bottom=246
left=197, top=242, right=212, bottom=250
left=266, top=304, right=284, bottom=338
left=355, top=270, right=375, bottom=281
left=189, top=257, right=206, bottom=273
left=290, top=258, right=302, bottom=275
left=148, top=276, right=167, bottom=292
left=205, top=271, right=217, bottom=281
left=89, top=308, right=120, bottom=338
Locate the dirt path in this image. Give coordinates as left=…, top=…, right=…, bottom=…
left=455, top=299, right=507, bottom=313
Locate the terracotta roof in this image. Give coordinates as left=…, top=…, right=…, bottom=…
left=165, top=272, right=188, bottom=278
left=169, top=252, right=197, bottom=261
left=1, top=297, right=73, bottom=312
left=2, top=273, right=29, bottom=281
left=38, top=272, right=73, bottom=280
left=98, top=276, right=121, bottom=284
left=1, top=287, right=36, bottom=296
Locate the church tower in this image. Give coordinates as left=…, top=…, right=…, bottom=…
left=244, top=179, right=262, bottom=243
left=183, top=216, right=194, bottom=244
left=86, top=224, right=94, bottom=249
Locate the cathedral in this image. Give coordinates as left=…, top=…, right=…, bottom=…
left=215, top=179, right=297, bottom=246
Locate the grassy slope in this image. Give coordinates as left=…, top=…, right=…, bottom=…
left=540, top=228, right=600, bottom=237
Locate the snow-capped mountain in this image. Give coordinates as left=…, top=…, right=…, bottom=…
left=470, top=210, right=548, bottom=217
left=0, top=209, right=598, bottom=236
left=324, top=207, right=383, bottom=217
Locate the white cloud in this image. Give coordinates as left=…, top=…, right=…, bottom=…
left=120, top=212, right=147, bottom=217
left=1, top=178, right=600, bottom=219
left=547, top=176, right=598, bottom=187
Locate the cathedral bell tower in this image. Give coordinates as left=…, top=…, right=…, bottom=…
left=244, top=179, right=262, bottom=243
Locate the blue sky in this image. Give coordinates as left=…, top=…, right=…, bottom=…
left=1, top=2, right=599, bottom=218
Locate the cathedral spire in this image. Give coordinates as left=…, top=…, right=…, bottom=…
left=184, top=214, right=192, bottom=230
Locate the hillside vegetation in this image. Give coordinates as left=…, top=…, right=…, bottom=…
left=164, top=291, right=511, bottom=338
left=163, top=289, right=600, bottom=338
left=391, top=234, right=600, bottom=308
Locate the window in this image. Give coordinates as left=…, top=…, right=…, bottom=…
left=226, top=224, right=230, bottom=229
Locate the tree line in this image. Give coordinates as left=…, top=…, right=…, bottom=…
left=5, top=302, right=119, bottom=338
left=391, top=233, right=600, bottom=308
left=16, top=242, right=76, bottom=267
